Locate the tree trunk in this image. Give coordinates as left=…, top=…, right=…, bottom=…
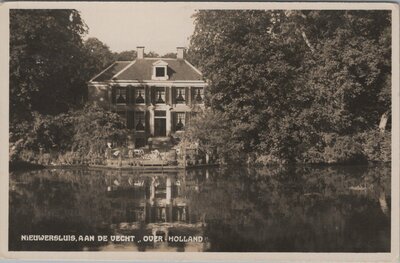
left=301, top=30, right=315, bottom=53
left=379, top=111, right=389, bottom=133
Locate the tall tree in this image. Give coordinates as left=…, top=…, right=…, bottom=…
left=188, top=10, right=391, bottom=162
left=162, top=52, right=177, bottom=58
left=114, top=50, right=137, bottom=61
left=10, top=9, right=88, bottom=121
left=82, top=37, right=115, bottom=80
left=145, top=51, right=160, bottom=58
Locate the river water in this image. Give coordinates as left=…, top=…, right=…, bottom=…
left=9, top=165, right=391, bottom=252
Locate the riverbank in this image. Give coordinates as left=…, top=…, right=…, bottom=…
left=9, top=160, right=220, bottom=172
left=9, top=161, right=45, bottom=172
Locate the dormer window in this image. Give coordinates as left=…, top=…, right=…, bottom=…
left=155, top=67, right=166, bottom=77
left=152, top=60, right=169, bottom=80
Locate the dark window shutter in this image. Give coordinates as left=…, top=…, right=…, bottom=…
left=145, top=110, right=151, bottom=134
left=126, top=86, right=130, bottom=104
left=188, top=87, right=192, bottom=106
left=111, top=86, right=116, bottom=104
left=128, top=86, right=134, bottom=105
left=151, top=86, right=156, bottom=104
left=127, top=111, right=134, bottom=129
left=171, top=87, right=175, bottom=104
left=185, top=87, right=189, bottom=105
left=171, top=112, right=176, bottom=133
left=165, top=87, right=170, bottom=105
left=145, top=86, right=150, bottom=105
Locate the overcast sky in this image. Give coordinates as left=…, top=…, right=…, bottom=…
left=78, top=4, right=197, bottom=55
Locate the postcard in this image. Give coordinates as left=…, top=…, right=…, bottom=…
left=0, top=1, right=399, bottom=262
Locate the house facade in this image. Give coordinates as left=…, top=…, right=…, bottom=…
left=87, top=47, right=206, bottom=148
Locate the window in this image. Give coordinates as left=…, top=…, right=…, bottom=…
left=115, top=88, right=127, bottom=104
left=193, top=88, right=204, bottom=103
left=134, top=112, right=145, bottom=131
left=135, top=88, right=145, bottom=104
left=175, top=112, right=185, bottom=131
left=155, top=67, right=166, bottom=77
left=175, top=88, right=185, bottom=104
left=155, top=87, right=165, bottom=104
left=152, top=60, right=169, bottom=80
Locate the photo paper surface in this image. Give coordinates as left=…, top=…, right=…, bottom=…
left=1, top=1, right=399, bottom=261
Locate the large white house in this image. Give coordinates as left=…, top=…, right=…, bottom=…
left=87, top=47, right=207, bottom=148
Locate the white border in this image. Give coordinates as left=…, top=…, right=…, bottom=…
left=0, top=2, right=398, bottom=262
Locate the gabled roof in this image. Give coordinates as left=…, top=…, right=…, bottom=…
left=90, top=61, right=131, bottom=82
left=152, top=60, right=168, bottom=66
left=90, top=58, right=203, bottom=82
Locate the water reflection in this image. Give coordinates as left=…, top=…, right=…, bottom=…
left=9, top=165, right=390, bottom=252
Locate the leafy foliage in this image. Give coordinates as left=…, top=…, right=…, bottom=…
left=82, top=37, right=115, bottom=80
left=162, top=52, right=177, bottom=58
left=184, top=109, right=242, bottom=162
left=70, top=104, right=128, bottom=154
left=11, top=105, right=128, bottom=163
left=114, top=50, right=137, bottom=61
left=10, top=9, right=88, bottom=120
left=188, top=10, right=391, bottom=163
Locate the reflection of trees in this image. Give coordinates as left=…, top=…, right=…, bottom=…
left=9, top=169, right=126, bottom=250
left=185, top=165, right=390, bottom=252
left=9, top=165, right=390, bottom=252
left=9, top=169, right=204, bottom=251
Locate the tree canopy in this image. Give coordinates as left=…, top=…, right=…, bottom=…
left=10, top=9, right=88, bottom=120
left=188, top=10, right=391, bottom=163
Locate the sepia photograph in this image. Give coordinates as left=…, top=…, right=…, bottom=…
left=2, top=1, right=399, bottom=261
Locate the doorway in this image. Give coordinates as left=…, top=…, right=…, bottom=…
left=154, top=110, right=166, bottom=137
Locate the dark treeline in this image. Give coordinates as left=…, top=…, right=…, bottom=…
left=9, top=9, right=391, bottom=165
left=185, top=10, right=391, bottom=164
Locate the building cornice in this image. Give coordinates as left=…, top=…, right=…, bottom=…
left=89, top=80, right=207, bottom=86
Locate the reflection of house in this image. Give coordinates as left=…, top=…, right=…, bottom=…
left=88, top=47, right=207, bottom=148
left=106, top=172, right=199, bottom=225
left=105, top=172, right=207, bottom=251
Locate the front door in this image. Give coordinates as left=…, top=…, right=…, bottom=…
left=154, top=118, right=166, bottom=136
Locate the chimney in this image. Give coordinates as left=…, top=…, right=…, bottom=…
left=177, top=47, right=185, bottom=59
left=137, top=46, right=144, bottom=59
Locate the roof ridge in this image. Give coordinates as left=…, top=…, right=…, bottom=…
left=111, top=60, right=137, bottom=79
left=144, top=57, right=176, bottom=60
left=92, top=58, right=204, bottom=82
left=184, top=60, right=203, bottom=76
left=89, top=62, right=118, bottom=82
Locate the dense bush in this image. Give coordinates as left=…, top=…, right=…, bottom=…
left=70, top=104, right=128, bottom=154
left=356, top=131, right=391, bottom=162
left=182, top=106, right=391, bottom=165
left=299, top=131, right=390, bottom=164
left=322, top=135, right=367, bottom=164
left=183, top=109, right=243, bottom=163
left=10, top=104, right=129, bottom=165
